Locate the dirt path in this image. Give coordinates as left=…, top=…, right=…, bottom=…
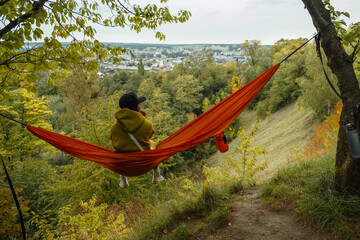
left=191, top=186, right=337, bottom=240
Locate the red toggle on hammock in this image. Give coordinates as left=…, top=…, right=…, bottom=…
left=27, top=64, right=279, bottom=177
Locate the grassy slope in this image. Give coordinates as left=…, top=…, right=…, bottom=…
left=208, top=103, right=316, bottom=183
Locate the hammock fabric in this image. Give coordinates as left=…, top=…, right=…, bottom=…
left=27, top=64, right=279, bottom=177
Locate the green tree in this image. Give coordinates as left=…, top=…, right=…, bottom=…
left=241, top=40, right=268, bottom=66
left=297, top=43, right=339, bottom=119
left=183, top=48, right=215, bottom=78
left=172, top=75, right=203, bottom=119
left=138, top=81, right=179, bottom=142
left=0, top=88, right=53, bottom=161
left=268, top=38, right=309, bottom=112
left=238, top=40, right=272, bottom=109
left=0, top=0, right=191, bottom=93
left=138, top=57, right=145, bottom=76
left=57, top=65, right=103, bottom=132
left=198, top=63, right=232, bottom=102
left=302, top=0, right=360, bottom=195
left=0, top=187, right=29, bottom=239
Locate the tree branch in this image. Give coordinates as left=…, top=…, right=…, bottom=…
left=116, top=0, right=135, bottom=15
left=0, top=49, right=37, bottom=67
left=1, top=73, right=8, bottom=86
left=0, top=0, right=10, bottom=7
left=0, top=0, right=49, bottom=38
left=350, top=37, right=360, bottom=61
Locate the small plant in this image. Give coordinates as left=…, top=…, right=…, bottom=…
left=225, top=121, right=268, bottom=184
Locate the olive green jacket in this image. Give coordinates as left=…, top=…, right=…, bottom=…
left=110, top=108, right=155, bottom=152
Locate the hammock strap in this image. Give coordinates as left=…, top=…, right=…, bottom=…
left=280, top=35, right=317, bottom=64
left=315, top=33, right=343, bottom=101
left=279, top=23, right=331, bottom=65
left=0, top=113, right=27, bottom=126
left=127, top=132, right=145, bottom=151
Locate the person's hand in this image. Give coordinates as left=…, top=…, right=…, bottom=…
left=137, top=105, right=146, bottom=116
left=140, top=110, right=147, bottom=116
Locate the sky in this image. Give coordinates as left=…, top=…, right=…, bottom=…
left=93, top=0, right=360, bottom=45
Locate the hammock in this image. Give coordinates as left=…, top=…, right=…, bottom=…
left=27, top=64, right=279, bottom=176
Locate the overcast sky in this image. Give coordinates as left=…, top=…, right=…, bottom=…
left=94, top=0, right=360, bottom=45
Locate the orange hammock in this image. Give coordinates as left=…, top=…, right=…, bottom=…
left=27, top=64, right=279, bottom=177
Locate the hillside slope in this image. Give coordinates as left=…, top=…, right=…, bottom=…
left=208, top=103, right=316, bottom=183
left=187, top=104, right=339, bottom=240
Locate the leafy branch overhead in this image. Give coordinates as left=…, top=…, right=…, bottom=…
left=0, top=0, right=191, bottom=90
left=323, top=0, right=360, bottom=60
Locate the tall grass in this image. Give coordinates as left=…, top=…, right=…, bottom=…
left=126, top=177, right=240, bottom=240
left=261, top=152, right=360, bottom=239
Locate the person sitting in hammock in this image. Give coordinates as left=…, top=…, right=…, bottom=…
left=110, top=92, right=164, bottom=188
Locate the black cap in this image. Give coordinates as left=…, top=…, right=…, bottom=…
left=119, top=92, right=146, bottom=110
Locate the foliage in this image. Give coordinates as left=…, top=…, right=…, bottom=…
left=324, top=0, right=359, bottom=48
left=0, top=0, right=191, bottom=94
left=0, top=88, right=53, bottom=160
left=296, top=43, right=340, bottom=119
left=138, top=86, right=180, bottom=143
left=101, top=70, right=145, bottom=96
left=71, top=89, right=124, bottom=148
left=57, top=65, right=103, bottom=133
left=36, top=196, right=131, bottom=239
left=0, top=187, right=29, bottom=240
left=198, top=63, right=233, bottom=103
left=237, top=40, right=272, bottom=108
left=222, top=121, right=267, bottom=184
left=183, top=48, right=215, bottom=77
left=268, top=39, right=309, bottom=112
left=172, top=74, right=203, bottom=117
left=255, top=100, right=269, bottom=120
left=10, top=157, right=57, bottom=214
left=241, top=40, right=270, bottom=66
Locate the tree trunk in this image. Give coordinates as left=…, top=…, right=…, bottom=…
left=302, top=0, right=360, bottom=195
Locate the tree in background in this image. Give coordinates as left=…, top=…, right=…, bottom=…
left=0, top=0, right=191, bottom=94
left=0, top=88, right=53, bottom=161
left=241, top=40, right=268, bottom=66
left=238, top=40, right=272, bottom=110
left=297, top=43, right=339, bottom=119
left=268, top=38, right=309, bottom=112
left=302, top=0, right=360, bottom=195
left=56, top=65, right=103, bottom=133
left=138, top=57, right=145, bottom=76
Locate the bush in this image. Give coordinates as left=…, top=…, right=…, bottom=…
left=34, top=196, right=132, bottom=239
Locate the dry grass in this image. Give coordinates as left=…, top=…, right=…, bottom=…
left=207, top=103, right=317, bottom=184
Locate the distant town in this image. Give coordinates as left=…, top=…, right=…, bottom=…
left=97, top=43, right=250, bottom=75
left=26, top=42, right=265, bottom=75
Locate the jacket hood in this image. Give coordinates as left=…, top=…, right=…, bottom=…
left=114, top=108, right=145, bottom=133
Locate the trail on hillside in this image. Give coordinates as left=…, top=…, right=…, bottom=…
left=186, top=105, right=336, bottom=240
left=191, top=186, right=337, bottom=240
